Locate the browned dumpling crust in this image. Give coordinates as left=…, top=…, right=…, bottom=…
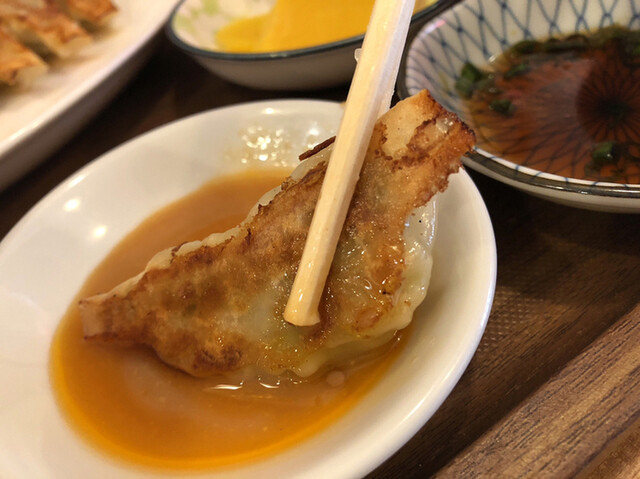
left=80, top=91, right=476, bottom=378
left=0, top=0, right=92, bottom=58
left=0, top=24, right=47, bottom=85
left=58, top=0, right=118, bottom=27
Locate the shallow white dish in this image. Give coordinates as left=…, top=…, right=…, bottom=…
left=166, top=0, right=447, bottom=90
left=400, top=0, right=640, bottom=213
left=0, top=0, right=180, bottom=191
left=0, top=100, right=496, bottom=478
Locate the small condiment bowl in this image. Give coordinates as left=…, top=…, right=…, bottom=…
left=166, top=0, right=448, bottom=91
left=0, top=100, right=496, bottom=478
left=399, top=0, right=640, bottom=213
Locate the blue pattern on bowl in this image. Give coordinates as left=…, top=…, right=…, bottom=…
left=402, top=0, right=640, bottom=205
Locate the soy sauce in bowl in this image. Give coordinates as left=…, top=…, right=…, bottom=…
left=458, top=26, right=640, bottom=185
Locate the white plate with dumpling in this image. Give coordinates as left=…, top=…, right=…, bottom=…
left=0, top=0, right=180, bottom=191
left=0, top=99, right=496, bottom=478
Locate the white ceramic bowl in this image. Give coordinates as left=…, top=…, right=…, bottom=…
left=0, top=100, right=496, bottom=478
left=166, top=0, right=448, bottom=90
left=400, top=0, right=640, bottom=213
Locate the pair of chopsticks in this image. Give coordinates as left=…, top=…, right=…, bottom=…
left=284, top=0, right=416, bottom=326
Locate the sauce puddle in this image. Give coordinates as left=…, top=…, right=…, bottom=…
left=50, top=169, right=404, bottom=470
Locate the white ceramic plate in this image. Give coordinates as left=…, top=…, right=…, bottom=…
left=0, top=0, right=180, bottom=191
left=0, top=100, right=496, bottom=478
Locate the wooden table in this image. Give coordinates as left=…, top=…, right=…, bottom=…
left=1, top=35, right=639, bottom=479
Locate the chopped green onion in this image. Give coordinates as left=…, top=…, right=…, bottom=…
left=460, top=62, right=483, bottom=82
left=542, top=38, right=588, bottom=52
left=490, top=98, right=515, bottom=115
left=455, top=62, right=487, bottom=98
left=455, top=76, right=475, bottom=98
left=590, top=141, right=616, bottom=164
left=504, top=63, right=530, bottom=79
left=512, top=39, right=539, bottom=55
left=586, top=142, right=619, bottom=176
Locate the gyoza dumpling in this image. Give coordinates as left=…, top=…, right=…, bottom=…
left=0, top=0, right=91, bottom=58
left=57, top=0, right=118, bottom=27
left=80, top=90, right=475, bottom=378
left=0, top=24, right=47, bottom=85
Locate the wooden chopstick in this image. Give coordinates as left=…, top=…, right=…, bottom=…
left=283, top=0, right=416, bottom=326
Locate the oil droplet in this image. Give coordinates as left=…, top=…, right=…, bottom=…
left=326, top=370, right=346, bottom=388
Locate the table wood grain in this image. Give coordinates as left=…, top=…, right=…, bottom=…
left=1, top=34, right=639, bottom=479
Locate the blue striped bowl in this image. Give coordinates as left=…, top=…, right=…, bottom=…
left=400, top=0, right=640, bottom=213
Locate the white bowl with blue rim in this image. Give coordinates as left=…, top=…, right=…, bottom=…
left=399, top=0, right=640, bottom=213
left=166, top=0, right=448, bottom=91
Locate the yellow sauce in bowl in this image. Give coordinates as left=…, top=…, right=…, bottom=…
left=216, top=0, right=435, bottom=53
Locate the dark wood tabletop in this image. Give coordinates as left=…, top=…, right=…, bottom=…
left=1, top=34, right=639, bottom=479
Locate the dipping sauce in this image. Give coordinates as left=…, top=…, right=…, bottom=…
left=216, top=0, right=435, bottom=53
left=458, top=26, right=640, bottom=184
left=50, top=169, right=404, bottom=470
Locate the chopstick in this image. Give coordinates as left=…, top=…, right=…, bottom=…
left=283, top=0, right=416, bottom=326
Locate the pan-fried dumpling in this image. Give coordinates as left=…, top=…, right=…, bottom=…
left=57, top=0, right=118, bottom=27
left=0, top=0, right=91, bottom=58
left=0, top=24, right=47, bottom=85
left=80, top=90, right=475, bottom=378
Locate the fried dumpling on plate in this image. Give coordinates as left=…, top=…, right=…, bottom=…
left=0, top=0, right=91, bottom=58
left=0, top=24, right=48, bottom=85
left=56, top=0, right=118, bottom=27
left=80, top=90, right=475, bottom=378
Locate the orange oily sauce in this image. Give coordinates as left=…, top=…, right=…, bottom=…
left=216, top=0, right=436, bottom=53
left=50, top=169, right=405, bottom=470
